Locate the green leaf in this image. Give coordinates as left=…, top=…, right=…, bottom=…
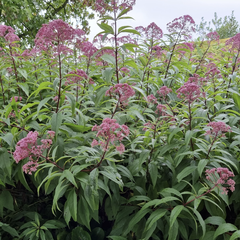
left=230, top=230, right=240, bottom=240
left=63, top=123, right=91, bottom=133
left=124, top=208, right=151, bottom=235
left=42, top=220, right=66, bottom=229
left=77, top=196, right=91, bottom=230
left=168, top=219, right=178, bottom=240
left=117, top=8, right=131, bottom=19
left=51, top=112, right=62, bottom=136
left=65, top=92, right=76, bottom=115
left=168, top=127, right=182, bottom=143
left=97, top=23, right=114, bottom=34
left=62, top=170, right=78, bottom=188
left=37, top=97, right=52, bottom=115
left=198, top=159, right=208, bottom=176
left=101, top=54, right=116, bottom=65
left=120, top=29, right=141, bottom=35
left=185, top=130, right=195, bottom=146
left=177, top=166, right=197, bottom=182
left=118, top=25, right=132, bottom=33
left=17, top=68, right=28, bottom=79
left=102, top=68, right=115, bottom=83
left=0, top=190, right=14, bottom=211
left=127, top=195, right=151, bottom=204
left=213, top=223, right=237, bottom=239
left=71, top=226, right=91, bottom=240
left=145, top=209, right=167, bottom=231
left=18, top=82, right=29, bottom=96
left=148, top=162, right=158, bottom=188
left=142, top=197, right=180, bottom=210
left=100, top=168, right=123, bottom=191
left=108, top=237, right=127, bottom=240
left=0, top=222, right=19, bottom=237
left=205, top=216, right=225, bottom=226
left=67, top=188, right=77, bottom=221
left=170, top=205, right=184, bottom=228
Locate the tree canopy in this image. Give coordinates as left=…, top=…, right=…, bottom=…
left=196, top=11, right=240, bottom=39
left=0, top=0, right=96, bottom=45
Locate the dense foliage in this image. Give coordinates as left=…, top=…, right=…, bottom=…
left=1, top=1, right=240, bottom=239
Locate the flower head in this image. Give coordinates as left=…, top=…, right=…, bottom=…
left=95, top=0, right=136, bottom=15
left=176, top=81, right=204, bottom=103
left=65, top=69, right=94, bottom=85
left=91, top=118, right=129, bottom=154
left=225, top=33, right=240, bottom=51
left=167, top=15, right=195, bottom=40
left=145, top=22, right=163, bottom=41
left=206, top=167, right=235, bottom=194
left=105, top=83, right=135, bottom=106
left=157, top=86, right=172, bottom=98
left=205, top=121, right=231, bottom=138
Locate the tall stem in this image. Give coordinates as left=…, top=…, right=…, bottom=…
left=0, top=75, right=5, bottom=105
left=113, top=7, right=119, bottom=83
left=56, top=46, right=62, bottom=113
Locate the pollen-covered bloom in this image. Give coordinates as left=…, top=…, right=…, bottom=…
left=205, top=121, right=231, bottom=138
left=105, top=83, right=135, bottom=106
left=206, top=167, right=235, bottom=194
left=91, top=118, right=129, bottom=154
left=176, top=81, right=204, bottom=103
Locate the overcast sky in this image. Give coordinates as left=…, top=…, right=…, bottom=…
left=87, top=0, right=240, bottom=40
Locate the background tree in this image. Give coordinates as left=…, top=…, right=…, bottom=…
left=196, top=11, right=240, bottom=39
left=0, top=0, right=96, bottom=46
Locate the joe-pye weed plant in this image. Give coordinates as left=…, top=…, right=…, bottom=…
left=0, top=1, right=240, bottom=239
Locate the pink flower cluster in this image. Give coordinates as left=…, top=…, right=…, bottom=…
left=0, top=25, right=20, bottom=47
left=188, top=73, right=206, bottom=86
left=35, top=19, right=85, bottom=54
left=167, top=15, right=195, bottom=40
left=205, top=66, right=222, bottom=80
left=152, top=45, right=162, bottom=58
left=206, top=168, right=235, bottom=194
left=13, top=131, right=55, bottom=174
left=206, top=31, right=220, bottom=43
left=226, top=33, right=240, bottom=51
left=65, top=69, right=94, bottom=85
left=157, top=86, right=172, bottom=98
left=91, top=118, right=129, bottom=154
left=10, top=96, right=22, bottom=102
left=205, top=121, right=231, bottom=138
left=95, top=0, right=136, bottom=15
left=177, top=42, right=195, bottom=55
left=176, top=81, right=204, bottom=103
left=77, top=40, right=98, bottom=58
left=146, top=94, right=157, bottom=104
left=105, top=83, right=135, bottom=106
left=143, top=122, right=155, bottom=131
left=155, top=104, right=167, bottom=115
left=145, top=22, right=163, bottom=41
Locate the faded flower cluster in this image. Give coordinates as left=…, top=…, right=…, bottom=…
left=91, top=118, right=130, bottom=154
